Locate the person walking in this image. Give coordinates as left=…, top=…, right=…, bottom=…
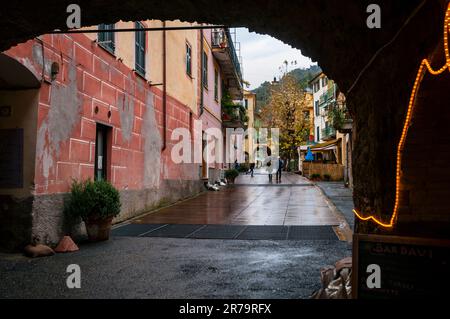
left=249, top=162, right=256, bottom=177
left=276, top=156, right=284, bottom=183
left=264, top=155, right=277, bottom=183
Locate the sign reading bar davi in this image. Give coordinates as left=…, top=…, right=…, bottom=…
left=353, top=234, right=450, bottom=299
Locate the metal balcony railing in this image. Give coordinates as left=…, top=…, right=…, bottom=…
left=212, top=28, right=243, bottom=81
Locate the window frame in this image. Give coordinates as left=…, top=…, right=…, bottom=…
left=186, top=41, right=192, bottom=78
left=202, top=51, right=208, bottom=89
left=214, top=68, right=219, bottom=101
left=134, top=21, right=146, bottom=77
left=98, top=23, right=116, bottom=55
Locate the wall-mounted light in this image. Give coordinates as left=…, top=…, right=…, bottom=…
left=50, top=62, right=60, bottom=82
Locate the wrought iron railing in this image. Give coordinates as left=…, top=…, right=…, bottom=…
left=212, top=28, right=243, bottom=81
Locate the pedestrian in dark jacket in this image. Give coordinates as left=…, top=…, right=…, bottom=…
left=276, top=157, right=284, bottom=182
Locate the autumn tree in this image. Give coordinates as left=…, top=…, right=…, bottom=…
left=260, top=74, right=312, bottom=167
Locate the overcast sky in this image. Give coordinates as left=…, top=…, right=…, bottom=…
left=235, top=28, right=315, bottom=90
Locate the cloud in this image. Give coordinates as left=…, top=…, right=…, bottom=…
left=235, top=28, right=314, bottom=90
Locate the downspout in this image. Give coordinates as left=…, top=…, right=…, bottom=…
left=162, top=21, right=167, bottom=151
left=200, top=29, right=204, bottom=115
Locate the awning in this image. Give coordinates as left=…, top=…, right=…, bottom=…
left=310, top=138, right=341, bottom=152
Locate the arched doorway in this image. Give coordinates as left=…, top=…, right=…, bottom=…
left=0, top=53, right=41, bottom=251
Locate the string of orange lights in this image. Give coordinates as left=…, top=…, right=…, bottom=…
left=352, top=3, right=450, bottom=228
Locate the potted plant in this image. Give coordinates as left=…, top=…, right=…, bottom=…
left=225, top=169, right=239, bottom=184
left=323, top=174, right=331, bottom=181
left=65, top=179, right=121, bottom=242
left=311, top=173, right=321, bottom=181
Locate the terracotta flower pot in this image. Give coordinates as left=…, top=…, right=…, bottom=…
left=84, top=216, right=114, bottom=242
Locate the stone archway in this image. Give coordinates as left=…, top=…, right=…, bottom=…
left=0, top=53, right=41, bottom=251
left=1, top=0, right=449, bottom=238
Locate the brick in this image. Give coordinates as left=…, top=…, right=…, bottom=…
left=135, top=81, right=146, bottom=101
left=101, top=82, right=117, bottom=106
left=57, top=162, right=80, bottom=181
left=74, top=43, right=93, bottom=71
left=82, top=96, right=93, bottom=117
left=71, top=119, right=82, bottom=139
left=133, top=117, right=142, bottom=134
left=83, top=73, right=102, bottom=99
left=58, top=140, right=71, bottom=162
left=58, top=35, right=74, bottom=58
left=111, top=147, right=122, bottom=166
left=93, top=56, right=110, bottom=80
left=46, top=182, right=69, bottom=194
left=37, top=104, right=50, bottom=127
left=70, top=139, right=90, bottom=162
left=121, top=148, right=133, bottom=167
left=109, top=107, right=120, bottom=127
left=81, top=118, right=96, bottom=140
left=92, top=99, right=109, bottom=122
left=80, top=164, right=94, bottom=180
left=76, top=67, right=84, bottom=92
left=110, top=67, right=125, bottom=88
left=39, top=83, right=51, bottom=105
left=113, top=167, right=128, bottom=188
left=130, top=133, right=140, bottom=151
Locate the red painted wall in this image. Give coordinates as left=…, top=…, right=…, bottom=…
left=5, top=32, right=200, bottom=195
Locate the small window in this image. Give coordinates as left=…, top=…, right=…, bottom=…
left=214, top=69, right=219, bottom=101
left=135, top=22, right=146, bottom=76
left=98, top=24, right=115, bottom=54
left=316, top=127, right=320, bottom=141
left=186, top=42, right=192, bottom=77
left=202, top=51, right=208, bottom=88
left=244, top=99, right=249, bottom=109
left=315, top=101, right=320, bottom=116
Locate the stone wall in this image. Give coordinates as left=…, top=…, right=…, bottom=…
left=30, top=179, right=204, bottom=247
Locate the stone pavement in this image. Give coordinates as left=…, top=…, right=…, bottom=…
left=315, top=182, right=355, bottom=230
left=132, top=172, right=341, bottom=226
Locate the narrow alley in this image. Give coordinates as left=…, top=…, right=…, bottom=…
left=0, top=171, right=351, bottom=299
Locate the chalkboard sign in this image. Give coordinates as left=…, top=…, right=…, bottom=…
left=353, top=234, right=450, bottom=299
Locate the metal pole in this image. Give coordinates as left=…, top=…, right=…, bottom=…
left=48, top=25, right=229, bottom=34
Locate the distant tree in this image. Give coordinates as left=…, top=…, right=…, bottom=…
left=260, top=74, right=312, bottom=164
left=252, top=65, right=321, bottom=113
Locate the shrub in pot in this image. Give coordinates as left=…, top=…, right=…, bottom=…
left=225, top=169, right=239, bottom=184
left=65, top=179, right=121, bottom=242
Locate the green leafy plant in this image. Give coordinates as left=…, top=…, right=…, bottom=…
left=225, top=169, right=239, bottom=180
left=64, top=179, right=121, bottom=220
left=328, top=105, right=345, bottom=130
left=311, top=174, right=321, bottom=180
left=238, top=163, right=249, bottom=173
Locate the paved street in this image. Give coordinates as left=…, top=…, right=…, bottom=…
left=0, top=171, right=353, bottom=299
left=133, top=172, right=340, bottom=226
left=0, top=238, right=351, bottom=299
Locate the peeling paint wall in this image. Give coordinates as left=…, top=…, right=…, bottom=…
left=2, top=28, right=206, bottom=248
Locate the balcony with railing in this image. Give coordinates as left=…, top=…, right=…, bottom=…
left=212, top=28, right=243, bottom=100
left=321, top=126, right=336, bottom=141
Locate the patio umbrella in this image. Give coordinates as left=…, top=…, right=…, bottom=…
left=305, top=147, right=314, bottom=161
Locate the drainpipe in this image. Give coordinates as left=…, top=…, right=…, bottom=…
left=162, top=21, right=167, bottom=151
left=200, top=29, right=204, bottom=115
